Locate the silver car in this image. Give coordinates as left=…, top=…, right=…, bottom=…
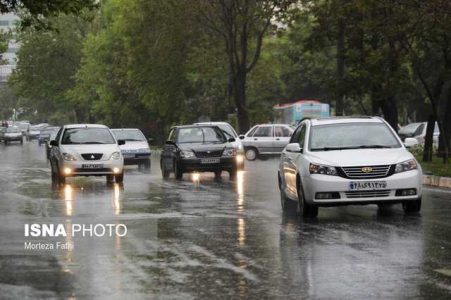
left=240, top=124, right=293, bottom=161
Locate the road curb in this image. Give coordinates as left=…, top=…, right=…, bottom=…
left=423, top=175, right=451, bottom=189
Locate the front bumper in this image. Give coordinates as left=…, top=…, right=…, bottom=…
left=302, top=170, right=422, bottom=205
left=60, top=159, right=124, bottom=176
left=4, top=136, right=22, bottom=141
left=180, top=157, right=238, bottom=172
left=122, top=152, right=151, bottom=165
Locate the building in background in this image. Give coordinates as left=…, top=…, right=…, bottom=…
left=0, top=13, right=19, bottom=85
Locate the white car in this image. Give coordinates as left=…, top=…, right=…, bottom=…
left=399, top=122, right=440, bottom=145
left=194, top=122, right=245, bottom=169
left=278, top=117, right=422, bottom=218
left=240, top=124, right=293, bottom=161
left=49, top=124, right=125, bottom=184
left=111, top=128, right=151, bottom=169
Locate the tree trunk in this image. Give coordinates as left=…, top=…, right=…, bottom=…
left=234, top=70, right=250, bottom=133
left=336, top=18, right=345, bottom=116
left=423, top=114, right=435, bottom=162
left=381, top=95, right=398, bottom=132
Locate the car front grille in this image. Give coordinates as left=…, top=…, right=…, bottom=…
left=81, top=153, right=103, bottom=160
left=195, top=150, right=223, bottom=158
left=338, top=165, right=394, bottom=179
left=345, top=190, right=391, bottom=198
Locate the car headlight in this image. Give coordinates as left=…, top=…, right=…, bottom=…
left=62, top=153, right=77, bottom=161
left=309, top=163, right=337, bottom=176
left=222, top=148, right=237, bottom=157
left=110, top=151, right=121, bottom=160
left=180, top=150, right=195, bottom=158
left=395, top=159, right=417, bottom=173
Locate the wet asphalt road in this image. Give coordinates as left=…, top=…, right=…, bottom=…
left=0, top=142, right=450, bottom=299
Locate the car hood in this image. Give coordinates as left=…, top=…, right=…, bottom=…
left=60, top=144, right=121, bottom=159
left=178, top=142, right=230, bottom=152
left=119, top=141, right=150, bottom=151
left=306, top=148, right=414, bottom=166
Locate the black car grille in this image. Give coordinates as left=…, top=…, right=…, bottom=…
left=195, top=150, right=223, bottom=158
left=338, top=165, right=394, bottom=179
left=345, top=190, right=391, bottom=198
left=81, top=153, right=103, bottom=160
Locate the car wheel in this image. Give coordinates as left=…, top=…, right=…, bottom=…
left=106, top=175, right=114, bottom=183
left=229, top=169, right=237, bottom=181
left=245, top=148, right=258, bottom=161
left=297, top=179, right=318, bottom=218
left=4, top=140, right=7, bottom=145
left=115, top=173, right=124, bottom=183
left=161, top=161, right=170, bottom=179
left=402, top=198, right=421, bottom=213
left=174, top=160, right=183, bottom=180
left=279, top=176, right=296, bottom=212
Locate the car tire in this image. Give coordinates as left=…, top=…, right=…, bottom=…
left=4, top=140, right=7, bottom=145
left=174, top=160, right=183, bottom=180
left=142, top=159, right=151, bottom=169
left=402, top=198, right=421, bottom=213
left=229, top=168, right=237, bottom=181
left=161, top=161, right=170, bottom=179
left=297, top=179, right=318, bottom=218
left=115, top=173, right=124, bottom=183
left=245, top=148, right=258, bottom=161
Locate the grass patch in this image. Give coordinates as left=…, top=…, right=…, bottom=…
left=415, top=155, right=451, bottom=177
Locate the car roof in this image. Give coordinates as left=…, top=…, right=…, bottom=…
left=194, top=122, right=231, bottom=126
left=309, top=116, right=384, bottom=126
left=253, top=124, right=291, bottom=127
left=111, top=128, right=142, bottom=131
left=172, top=124, right=221, bottom=129
left=64, top=124, right=109, bottom=129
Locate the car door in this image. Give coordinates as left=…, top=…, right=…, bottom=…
left=281, top=124, right=306, bottom=199
left=251, top=125, right=274, bottom=154
left=273, top=126, right=293, bottom=153
left=161, top=128, right=177, bottom=170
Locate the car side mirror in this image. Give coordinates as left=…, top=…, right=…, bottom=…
left=239, top=135, right=245, bottom=140
left=118, top=139, right=126, bottom=145
left=403, top=137, right=418, bottom=148
left=228, top=137, right=236, bottom=143
left=49, top=140, right=58, bottom=147
left=286, top=143, right=302, bottom=153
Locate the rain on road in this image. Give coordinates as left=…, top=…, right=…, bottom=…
left=0, top=142, right=450, bottom=299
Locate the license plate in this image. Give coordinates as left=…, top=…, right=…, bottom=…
left=123, top=154, right=135, bottom=158
left=201, top=158, right=220, bottom=164
left=81, top=164, right=104, bottom=169
left=349, top=181, right=387, bottom=191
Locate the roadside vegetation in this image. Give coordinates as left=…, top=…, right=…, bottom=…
left=0, top=0, right=450, bottom=168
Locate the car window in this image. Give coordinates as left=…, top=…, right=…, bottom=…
left=253, top=126, right=273, bottom=137
left=247, top=126, right=258, bottom=137
left=275, top=126, right=292, bottom=137
left=55, top=127, right=63, bottom=143
left=61, top=128, right=116, bottom=145
left=168, top=129, right=176, bottom=142
left=298, top=126, right=306, bottom=147
left=218, top=124, right=237, bottom=138
left=176, top=127, right=226, bottom=144
left=414, top=124, right=425, bottom=136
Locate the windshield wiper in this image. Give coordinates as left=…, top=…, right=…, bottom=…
left=356, top=145, right=392, bottom=149
left=311, top=145, right=393, bottom=151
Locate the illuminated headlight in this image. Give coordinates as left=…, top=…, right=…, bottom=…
left=395, top=159, right=417, bottom=173
left=309, top=163, right=337, bottom=176
left=110, top=152, right=121, bottom=160
left=62, top=153, right=77, bottom=161
left=180, top=150, right=195, bottom=158
left=64, top=167, right=72, bottom=175
left=222, top=148, right=237, bottom=157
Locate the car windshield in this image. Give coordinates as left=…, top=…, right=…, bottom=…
left=6, top=127, right=20, bottom=133
left=61, top=128, right=116, bottom=145
left=309, top=123, right=401, bottom=151
left=112, top=129, right=146, bottom=141
left=177, top=127, right=226, bottom=144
